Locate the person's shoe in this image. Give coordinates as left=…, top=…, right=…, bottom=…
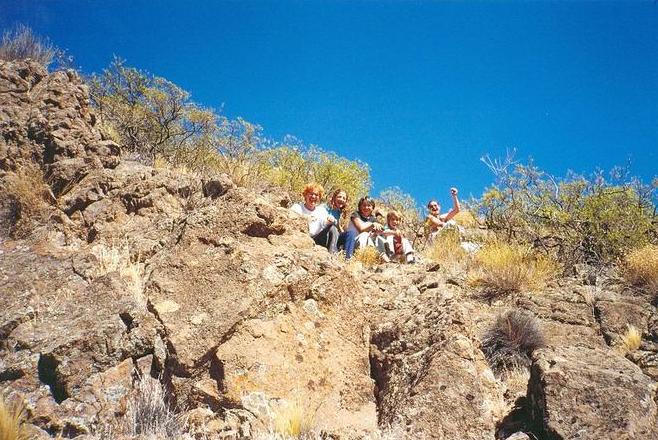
left=380, top=253, right=391, bottom=263
left=406, top=253, right=416, bottom=264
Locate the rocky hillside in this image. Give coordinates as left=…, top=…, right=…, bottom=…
left=1, top=60, right=658, bottom=440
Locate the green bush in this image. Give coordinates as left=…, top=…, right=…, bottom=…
left=477, top=155, right=657, bottom=266
left=89, top=60, right=372, bottom=195
left=263, top=140, right=371, bottom=201
left=89, top=58, right=217, bottom=161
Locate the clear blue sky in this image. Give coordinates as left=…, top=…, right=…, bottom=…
left=2, top=0, right=657, bottom=207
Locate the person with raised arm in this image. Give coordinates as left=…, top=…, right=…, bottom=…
left=290, top=183, right=339, bottom=253
left=425, top=187, right=461, bottom=243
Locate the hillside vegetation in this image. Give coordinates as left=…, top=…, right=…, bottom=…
left=2, top=27, right=658, bottom=440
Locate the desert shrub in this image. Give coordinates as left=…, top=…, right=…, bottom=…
left=424, top=228, right=468, bottom=268
left=468, top=241, right=558, bottom=297
left=0, top=24, right=70, bottom=69
left=481, top=309, right=545, bottom=372
left=263, top=140, right=371, bottom=202
left=0, top=396, right=29, bottom=440
left=619, top=324, right=642, bottom=353
left=126, top=377, right=184, bottom=437
left=353, top=246, right=383, bottom=268
left=453, top=210, right=479, bottom=228
left=1, top=165, right=53, bottom=238
left=623, top=244, right=658, bottom=293
left=477, top=154, right=657, bottom=267
left=90, top=61, right=372, bottom=194
left=377, top=186, right=422, bottom=230
left=89, top=58, right=217, bottom=161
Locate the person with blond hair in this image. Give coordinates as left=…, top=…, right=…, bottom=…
left=379, top=210, right=415, bottom=263
left=290, top=183, right=339, bottom=253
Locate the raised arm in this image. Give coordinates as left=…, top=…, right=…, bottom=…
left=439, top=187, right=461, bottom=222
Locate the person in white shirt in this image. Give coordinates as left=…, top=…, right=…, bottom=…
left=290, top=183, right=339, bottom=253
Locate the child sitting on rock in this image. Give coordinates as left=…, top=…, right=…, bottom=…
left=379, top=210, right=415, bottom=264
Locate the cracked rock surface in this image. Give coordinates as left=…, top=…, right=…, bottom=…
left=2, top=60, right=658, bottom=440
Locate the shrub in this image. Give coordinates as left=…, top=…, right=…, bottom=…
left=620, top=324, right=642, bottom=353
left=481, top=309, right=545, bottom=372
left=263, top=141, right=371, bottom=203
left=453, top=210, right=479, bottom=228
left=0, top=396, right=29, bottom=440
left=377, top=186, right=422, bottom=232
left=90, top=61, right=373, bottom=194
left=477, top=154, right=657, bottom=267
left=0, top=24, right=69, bottom=68
left=2, top=165, right=53, bottom=238
left=468, top=241, right=558, bottom=297
left=353, top=246, right=384, bottom=268
left=89, top=58, right=217, bottom=161
left=126, top=376, right=184, bottom=437
left=623, top=244, right=658, bottom=293
left=424, top=228, right=468, bottom=268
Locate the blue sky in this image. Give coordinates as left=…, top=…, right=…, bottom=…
left=2, top=0, right=657, bottom=207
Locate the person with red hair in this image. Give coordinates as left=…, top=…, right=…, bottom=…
left=291, top=183, right=339, bottom=253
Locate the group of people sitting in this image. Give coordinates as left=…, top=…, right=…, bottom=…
left=290, top=183, right=461, bottom=264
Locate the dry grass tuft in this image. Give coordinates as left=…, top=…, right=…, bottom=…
left=91, top=243, right=146, bottom=305
left=0, top=396, right=30, bottom=440
left=125, top=377, right=184, bottom=438
left=271, top=400, right=314, bottom=438
left=424, top=228, right=468, bottom=268
left=2, top=165, right=53, bottom=238
left=468, top=241, right=558, bottom=297
left=353, top=246, right=384, bottom=268
left=0, top=24, right=59, bottom=67
left=481, top=309, right=545, bottom=373
left=624, top=244, right=658, bottom=293
left=620, top=324, right=642, bottom=353
left=453, top=210, right=479, bottom=228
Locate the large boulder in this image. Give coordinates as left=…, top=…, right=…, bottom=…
left=529, top=345, right=658, bottom=440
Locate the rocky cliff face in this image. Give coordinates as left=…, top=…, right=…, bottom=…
left=2, top=60, right=658, bottom=440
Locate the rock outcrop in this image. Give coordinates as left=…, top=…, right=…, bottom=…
left=2, top=60, right=658, bottom=440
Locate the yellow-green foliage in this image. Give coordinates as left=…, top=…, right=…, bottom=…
left=272, top=401, right=313, bottom=438
left=90, top=58, right=216, bottom=160
left=424, top=228, right=468, bottom=268
left=469, top=241, right=558, bottom=296
left=0, top=397, right=30, bottom=440
left=90, top=60, right=372, bottom=194
left=264, top=145, right=371, bottom=202
left=624, top=244, right=658, bottom=292
left=377, top=186, right=422, bottom=229
left=453, top=210, right=478, bottom=228
left=478, top=159, right=657, bottom=266
left=353, top=246, right=383, bottom=268
left=620, top=324, right=642, bottom=353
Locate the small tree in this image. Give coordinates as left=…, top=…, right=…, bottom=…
left=89, top=58, right=216, bottom=160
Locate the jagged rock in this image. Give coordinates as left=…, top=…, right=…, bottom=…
left=2, top=58, right=658, bottom=440
left=529, top=345, right=658, bottom=439
left=595, top=298, right=652, bottom=345
left=202, top=173, right=235, bottom=198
